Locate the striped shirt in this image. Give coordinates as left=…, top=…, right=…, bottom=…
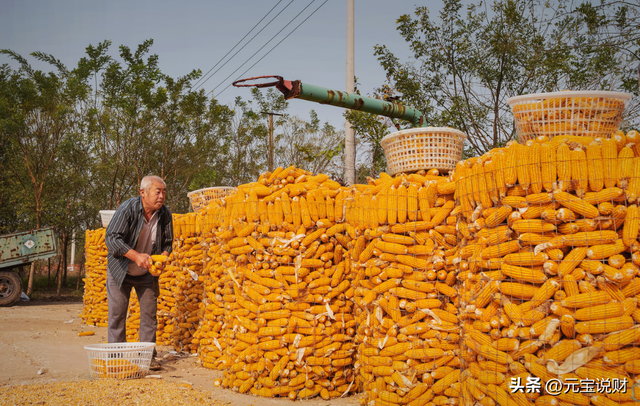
left=105, top=196, right=173, bottom=288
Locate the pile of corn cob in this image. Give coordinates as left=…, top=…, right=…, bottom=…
left=125, top=289, right=141, bottom=342
left=155, top=238, right=182, bottom=346
left=350, top=170, right=462, bottom=406
left=457, top=131, right=640, bottom=406
left=199, top=166, right=358, bottom=400
left=167, top=213, right=204, bottom=354
left=197, top=202, right=233, bottom=370
left=80, top=228, right=109, bottom=327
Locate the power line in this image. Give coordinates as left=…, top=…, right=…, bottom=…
left=192, top=0, right=293, bottom=91
left=213, top=0, right=329, bottom=97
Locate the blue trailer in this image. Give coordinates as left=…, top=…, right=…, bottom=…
left=0, top=226, right=58, bottom=306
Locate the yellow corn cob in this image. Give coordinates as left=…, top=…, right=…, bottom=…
left=530, top=279, right=560, bottom=307
left=574, top=301, right=629, bottom=321
left=528, top=142, right=543, bottom=194
left=602, top=326, right=640, bottom=351
left=556, top=246, right=588, bottom=277
left=476, top=162, right=493, bottom=209
left=470, top=163, right=483, bottom=206
left=501, top=252, right=547, bottom=266
left=561, top=291, right=609, bottom=309
left=515, top=143, right=531, bottom=191
left=334, top=189, right=345, bottom=222
left=556, top=143, right=571, bottom=192
left=540, top=142, right=557, bottom=192
left=571, top=147, right=589, bottom=197
left=574, top=315, right=635, bottom=335
left=586, top=141, right=605, bottom=192
left=485, top=205, right=512, bottom=228
left=510, top=219, right=556, bottom=234
left=491, top=152, right=508, bottom=198
left=484, top=160, right=499, bottom=204
left=500, top=264, right=547, bottom=284
left=417, top=185, right=431, bottom=222
left=561, top=230, right=618, bottom=247
left=396, top=183, right=408, bottom=224
left=623, top=204, right=639, bottom=247
left=406, top=183, right=419, bottom=221
left=628, top=157, right=640, bottom=202
left=432, top=369, right=460, bottom=394
left=562, top=274, right=579, bottom=298
left=504, top=143, right=518, bottom=186
left=480, top=240, right=520, bottom=259
left=299, top=196, right=315, bottom=228
left=617, top=145, right=634, bottom=189
left=552, top=190, right=599, bottom=218
left=499, top=282, right=536, bottom=299
left=386, top=185, right=398, bottom=225
left=601, top=138, right=618, bottom=188
left=359, top=192, right=370, bottom=229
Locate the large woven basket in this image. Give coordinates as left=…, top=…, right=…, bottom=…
left=85, top=342, right=155, bottom=379
left=187, top=187, right=237, bottom=213
left=507, top=90, right=632, bottom=143
left=380, top=127, right=466, bottom=175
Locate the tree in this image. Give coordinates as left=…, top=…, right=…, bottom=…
left=275, top=111, right=344, bottom=178
left=373, top=0, right=639, bottom=156
left=0, top=51, right=89, bottom=294
left=79, top=40, right=235, bottom=214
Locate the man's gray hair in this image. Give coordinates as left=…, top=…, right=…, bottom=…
left=140, top=175, right=166, bottom=191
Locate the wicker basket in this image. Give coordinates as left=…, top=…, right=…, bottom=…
left=187, top=187, right=237, bottom=213
left=507, top=90, right=632, bottom=143
left=85, top=342, right=155, bottom=379
left=380, top=127, right=467, bottom=175
left=99, top=210, right=116, bottom=228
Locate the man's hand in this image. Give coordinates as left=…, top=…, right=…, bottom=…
left=125, top=250, right=151, bottom=270
left=135, top=252, right=152, bottom=270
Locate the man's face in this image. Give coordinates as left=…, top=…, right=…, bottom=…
left=141, top=182, right=166, bottom=211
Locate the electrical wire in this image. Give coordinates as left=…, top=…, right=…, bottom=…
left=191, top=0, right=293, bottom=90
left=212, top=0, right=329, bottom=97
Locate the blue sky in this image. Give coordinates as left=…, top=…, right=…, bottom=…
left=1, top=0, right=440, bottom=128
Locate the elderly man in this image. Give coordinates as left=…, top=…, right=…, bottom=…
left=105, top=175, right=173, bottom=368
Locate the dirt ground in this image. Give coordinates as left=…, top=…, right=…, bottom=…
left=0, top=300, right=362, bottom=406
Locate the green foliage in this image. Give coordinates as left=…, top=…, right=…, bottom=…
left=275, top=111, right=344, bottom=178
left=0, top=39, right=344, bottom=295
left=374, top=0, right=640, bottom=155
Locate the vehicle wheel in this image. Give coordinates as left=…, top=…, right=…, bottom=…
left=0, top=270, right=23, bottom=307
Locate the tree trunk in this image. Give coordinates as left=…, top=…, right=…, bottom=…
left=76, top=261, right=84, bottom=291
left=52, top=258, right=61, bottom=285
left=62, top=232, right=68, bottom=286
left=55, top=254, right=63, bottom=296
left=26, top=262, right=36, bottom=296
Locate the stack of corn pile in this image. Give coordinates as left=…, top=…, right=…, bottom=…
left=197, top=200, right=231, bottom=370
left=124, top=254, right=173, bottom=343
left=457, top=131, right=640, bottom=406
left=156, top=221, right=185, bottom=346
left=168, top=213, right=205, bottom=354
left=125, top=290, right=141, bottom=342
left=351, top=170, right=462, bottom=406
left=211, top=166, right=358, bottom=400
left=80, top=228, right=109, bottom=327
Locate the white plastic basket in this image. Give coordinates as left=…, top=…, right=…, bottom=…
left=99, top=210, right=116, bottom=228
left=507, top=90, right=632, bottom=143
left=187, top=187, right=237, bottom=213
left=380, top=127, right=467, bottom=175
left=84, top=342, right=155, bottom=379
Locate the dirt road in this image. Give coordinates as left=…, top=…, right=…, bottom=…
left=0, top=301, right=360, bottom=405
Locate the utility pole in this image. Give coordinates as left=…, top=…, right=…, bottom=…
left=345, top=0, right=356, bottom=185
left=261, top=111, right=283, bottom=172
